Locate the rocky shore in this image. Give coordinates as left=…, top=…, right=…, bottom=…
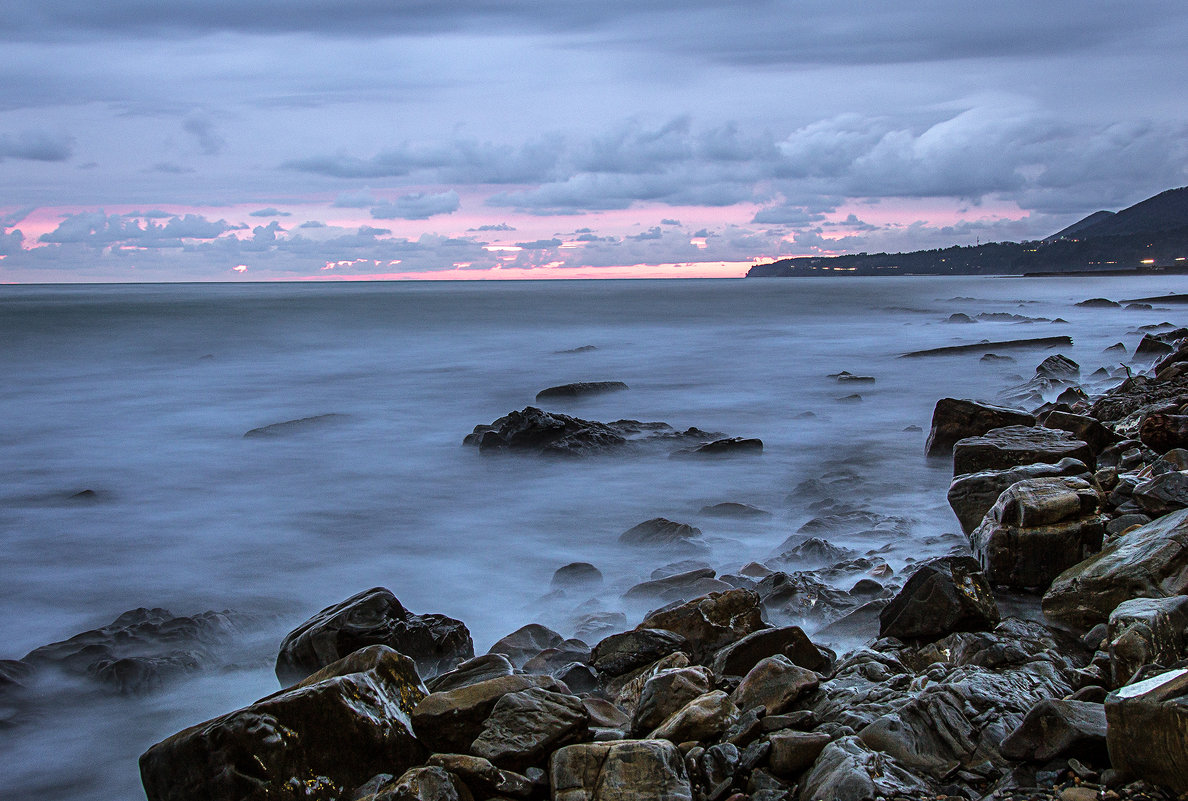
left=11, top=306, right=1188, bottom=801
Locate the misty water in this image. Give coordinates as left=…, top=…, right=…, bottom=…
left=2, top=275, right=1186, bottom=800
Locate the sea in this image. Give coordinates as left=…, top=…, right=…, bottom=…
left=1, top=275, right=1185, bottom=800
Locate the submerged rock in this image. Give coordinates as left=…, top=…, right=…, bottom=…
left=670, top=437, right=763, bottom=458
left=243, top=413, right=348, bottom=438
left=139, top=646, right=427, bottom=801
left=535, top=381, right=629, bottom=401
left=618, top=518, right=707, bottom=554
left=698, top=502, right=772, bottom=518
left=275, top=587, right=473, bottom=686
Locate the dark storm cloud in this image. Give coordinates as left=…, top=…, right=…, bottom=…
left=0, top=130, right=73, bottom=162
left=368, top=190, right=461, bottom=220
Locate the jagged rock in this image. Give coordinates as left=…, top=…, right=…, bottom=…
left=1092, top=373, right=1188, bottom=424
left=139, top=646, right=427, bottom=801
left=471, top=687, right=589, bottom=772
left=426, top=754, right=532, bottom=799
left=465, top=407, right=627, bottom=455
left=755, top=571, right=853, bottom=627
left=671, top=437, right=763, bottom=458
left=999, top=699, right=1107, bottom=762
left=275, top=587, right=473, bottom=686
left=552, top=563, right=603, bottom=590
left=767, top=731, right=831, bottom=778
left=22, top=607, right=242, bottom=695
left=924, top=398, right=1035, bottom=457
left=550, top=739, right=692, bottom=801
left=632, top=666, right=714, bottom=735
left=1107, top=596, right=1188, bottom=686
left=618, top=518, right=708, bottom=554
left=487, top=624, right=565, bottom=669
left=411, top=674, right=569, bottom=755
left=799, top=736, right=931, bottom=801
left=1043, top=508, right=1188, bottom=629
left=639, top=589, right=766, bottom=663
left=699, top=502, right=772, bottom=518
left=1134, top=334, right=1176, bottom=360
left=590, top=629, right=690, bottom=677
left=878, top=556, right=999, bottom=641
left=364, top=766, right=474, bottom=801
left=767, top=536, right=856, bottom=569
left=648, top=690, right=739, bottom=743
left=426, top=654, right=516, bottom=693
left=952, top=426, right=1094, bottom=475
left=969, top=476, right=1106, bottom=589
left=947, top=458, right=1091, bottom=535
left=1131, top=470, right=1188, bottom=516
left=1035, top=354, right=1080, bottom=380
left=604, top=652, right=692, bottom=719
left=1105, top=668, right=1188, bottom=794
left=731, top=655, right=819, bottom=715
left=536, top=382, right=629, bottom=401
left=709, top=625, right=834, bottom=677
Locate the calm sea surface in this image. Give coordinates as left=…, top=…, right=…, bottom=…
left=2, top=275, right=1186, bottom=799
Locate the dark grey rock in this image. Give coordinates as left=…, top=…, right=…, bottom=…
left=999, top=699, right=1107, bottom=762
left=590, top=629, right=690, bottom=676
left=551, top=562, right=603, bottom=590
left=535, top=381, right=629, bottom=401
left=924, top=398, right=1035, bottom=457
left=487, top=624, right=565, bottom=670
left=952, top=426, right=1093, bottom=475
left=878, top=556, right=999, bottom=641
left=471, top=687, right=589, bottom=772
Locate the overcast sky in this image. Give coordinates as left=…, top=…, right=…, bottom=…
left=1, top=0, right=1185, bottom=281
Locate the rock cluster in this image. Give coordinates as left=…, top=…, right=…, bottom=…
left=130, top=318, right=1188, bottom=801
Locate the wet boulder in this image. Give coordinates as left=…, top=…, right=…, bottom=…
left=631, top=666, right=713, bottom=735
left=487, top=624, right=565, bottom=669
left=1042, top=508, right=1188, bottom=629
left=139, top=646, right=427, bottom=801
left=767, top=731, right=831, bottom=778
left=411, top=674, right=569, bottom=755
left=1040, top=410, right=1119, bottom=456
left=798, top=736, right=931, bottom=801
left=947, top=457, right=1091, bottom=535
left=471, top=687, right=589, bottom=772
left=550, top=739, right=692, bottom=801
left=968, top=476, right=1106, bottom=589
left=1105, top=668, right=1188, bottom=794
left=924, top=398, right=1035, bottom=457
left=878, top=556, right=999, bottom=641
left=952, top=425, right=1094, bottom=475
left=648, top=690, right=739, bottom=743
left=1131, top=469, right=1188, bottom=516
left=1107, top=596, right=1188, bottom=686
left=999, top=699, right=1107, bottom=762
left=426, top=654, right=515, bottom=693
left=590, top=629, right=690, bottom=677
left=709, top=625, right=834, bottom=677
left=425, top=754, right=532, bottom=799
left=1035, top=353, right=1080, bottom=381
left=275, top=587, right=473, bottom=686
left=730, top=655, right=819, bottom=715
left=670, top=437, right=763, bottom=458
left=623, top=568, right=729, bottom=604
left=639, top=589, right=766, bottom=663
left=551, top=562, right=603, bottom=590
left=464, top=407, right=627, bottom=455
left=360, top=766, right=474, bottom=801
left=618, top=518, right=708, bottom=555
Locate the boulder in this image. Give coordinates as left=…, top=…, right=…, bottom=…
left=362, top=766, right=474, bottom=801
left=731, top=655, right=819, bottom=715
left=798, top=736, right=931, bottom=801
left=623, top=568, right=729, bottom=604
left=947, top=458, right=1091, bottom=535
left=471, top=687, right=589, bottom=771
left=999, top=699, right=1107, bottom=762
left=1131, top=470, right=1188, bottom=516
left=968, top=476, right=1106, bottom=589
left=590, top=629, right=690, bottom=677
left=924, top=398, right=1034, bottom=457
left=618, top=518, right=707, bottom=554
left=550, top=739, right=692, bottom=801
left=648, top=690, right=739, bottom=744
left=767, top=731, right=831, bottom=778
left=878, top=556, right=999, bottom=641
left=709, top=625, right=834, bottom=677
left=139, top=646, right=426, bottom=801
left=639, top=589, right=766, bottom=663
left=631, top=666, right=714, bottom=735
left=425, top=754, right=532, bottom=799
left=411, top=674, right=568, bottom=755
left=1076, top=298, right=1121, bottom=308
left=487, top=624, right=565, bottom=669
left=1107, top=596, right=1188, bottom=686
left=1035, top=354, right=1080, bottom=380
left=426, top=654, right=515, bottom=693
left=1105, top=668, right=1188, bottom=794
left=1041, top=410, right=1119, bottom=456
left=275, top=587, right=473, bottom=686
left=952, top=426, right=1094, bottom=476
left=699, top=502, right=772, bottom=518
left=1042, top=508, right=1188, bottom=629
left=535, top=382, right=629, bottom=401
left=464, top=407, right=627, bottom=455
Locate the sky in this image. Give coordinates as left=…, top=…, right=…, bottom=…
left=1, top=1, right=1186, bottom=282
